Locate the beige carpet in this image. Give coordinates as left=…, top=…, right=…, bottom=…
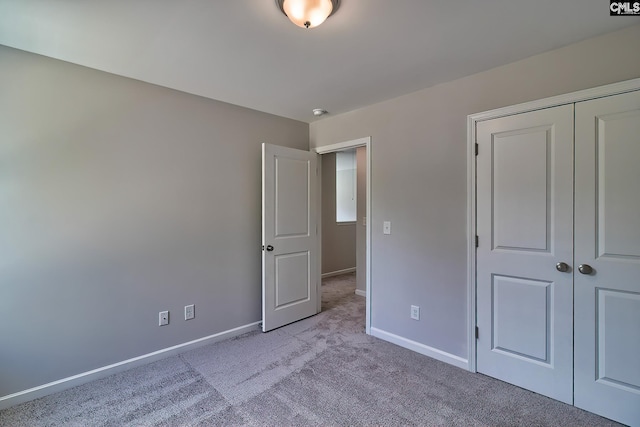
left=0, top=273, right=620, bottom=426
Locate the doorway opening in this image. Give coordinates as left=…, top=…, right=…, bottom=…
left=315, top=137, right=371, bottom=334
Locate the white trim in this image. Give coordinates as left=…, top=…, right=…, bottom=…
left=314, top=137, right=370, bottom=154
left=466, top=78, right=640, bottom=374
left=321, top=267, right=356, bottom=278
left=466, top=113, right=477, bottom=373
left=470, top=78, right=640, bottom=123
left=315, top=152, right=323, bottom=315
left=365, top=141, right=372, bottom=335
left=355, top=289, right=366, bottom=297
left=0, top=321, right=261, bottom=410
left=314, top=136, right=372, bottom=335
left=371, top=327, right=468, bottom=370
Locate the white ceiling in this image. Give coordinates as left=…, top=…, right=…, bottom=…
left=0, top=1, right=634, bottom=122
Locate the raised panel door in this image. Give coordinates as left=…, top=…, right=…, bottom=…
left=262, top=143, right=318, bottom=332
left=476, top=104, right=574, bottom=404
left=574, top=90, right=640, bottom=426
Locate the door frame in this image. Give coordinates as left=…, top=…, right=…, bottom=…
left=315, top=137, right=372, bottom=334
left=466, top=78, right=640, bottom=373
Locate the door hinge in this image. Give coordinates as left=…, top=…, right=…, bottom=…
left=475, top=143, right=479, bottom=156
left=475, top=235, right=479, bottom=248
left=475, top=326, right=479, bottom=339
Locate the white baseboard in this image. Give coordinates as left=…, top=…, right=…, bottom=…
left=370, top=327, right=468, bottom=370
left=321, top=267, right=356, bottom=278
left=0, top=321, right=261, bottom=410
left=355, top=289, right=366, bottom=297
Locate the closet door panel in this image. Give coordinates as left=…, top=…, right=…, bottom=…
left=574, top=89, right=640, bottom=427
left=476, top=104, right=574, bottom=404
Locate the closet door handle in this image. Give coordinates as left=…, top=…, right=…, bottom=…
left=578, top=264, right=593, bottom=275
left=555, top=262, right=570, bottom=273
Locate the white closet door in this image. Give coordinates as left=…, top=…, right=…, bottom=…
left=476, top=104, right=574, bottom=404
left=574, top=90, right=640, bottom=426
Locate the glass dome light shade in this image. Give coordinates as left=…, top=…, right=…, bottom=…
left=282, top=0, right=334, bottom=28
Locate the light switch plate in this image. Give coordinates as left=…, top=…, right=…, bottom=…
left=383, top=221, right=391, bottom=235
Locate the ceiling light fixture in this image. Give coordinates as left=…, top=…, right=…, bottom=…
left=276, top=0, right=340, bottom=29
left=312, top=108, right=328, bottom=116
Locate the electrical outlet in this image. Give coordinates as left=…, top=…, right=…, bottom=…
left=411, top=305, right=420, bottom=320
left=184, top=304, right=195, bottom=320
left=159, top=310, right=169, bottom=326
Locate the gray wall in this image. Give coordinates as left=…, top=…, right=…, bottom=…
left=321, top=153, right=356, bottom=274
left=310, top=24, right=640, bottom=359
left=356, top=147, right=367, bottom=293
left=0, top=46, right=308, bottom=397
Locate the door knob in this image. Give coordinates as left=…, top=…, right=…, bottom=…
left=556, top=262, right=570, bottom=272
left=266, top=245, right=274, bottom=252
left=578, top=264, right=593, bottom=275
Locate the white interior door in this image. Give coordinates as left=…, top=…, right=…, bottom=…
left=476, top=105, right=574, bottom=404
left=262, top=143, right=318, bottom=332
left=574, top=90, right=640, bottom=426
